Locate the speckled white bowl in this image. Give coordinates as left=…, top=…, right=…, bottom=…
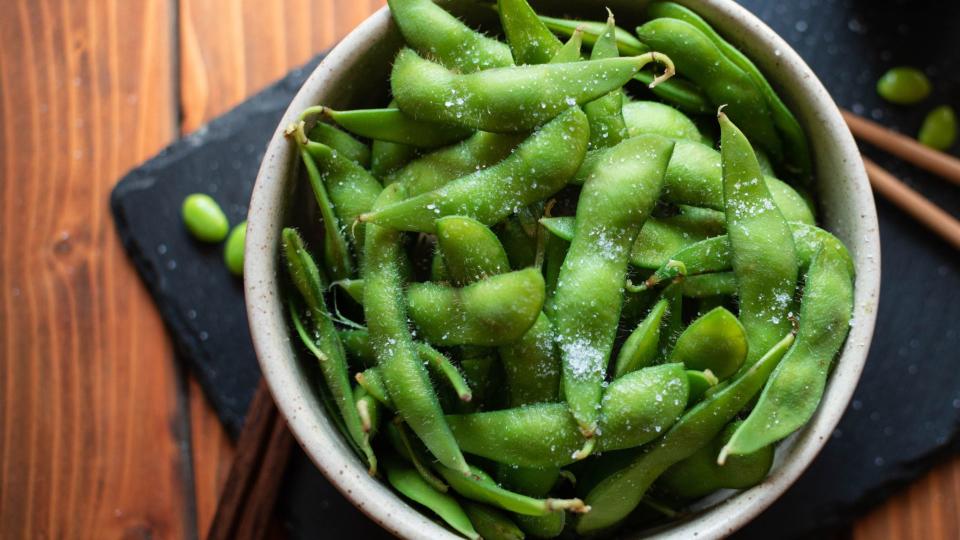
left=245, top=1, right=881, bottom=537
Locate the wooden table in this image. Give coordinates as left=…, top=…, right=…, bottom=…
left=0, top=1, right=957, bottom=538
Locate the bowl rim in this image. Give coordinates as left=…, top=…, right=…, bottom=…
left=244, top=1, right=881, bottom=538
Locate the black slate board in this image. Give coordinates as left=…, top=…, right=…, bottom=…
left=110, top=1, right=960, bottom=538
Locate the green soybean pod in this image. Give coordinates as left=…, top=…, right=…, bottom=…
left=356, top=368, right=393, bottom=409
left=362, top=184, right=469, bottom=475
left=182, top=193, right=229, bottom=242
left=633, top=71, right=713, bottom=115
left=685, top=370, right=719, bottom=406
left=720, top=245, right=854, bottom=460
left=463, top=502, right=526, bottom=540
left=497, top=467, right=565, bottom=538
left=537, top=14, right=648, bottom=55
left=282, top=228, right=375, bottom=471
left=407, top=268, right=546, bottom=347
left=669, top=307, right=747, bottom=380
left=575, top=332, right=795, bottom=534
left=659, top=420, right=775, bottom=500
left=446, top=363, right=689, bottom=467
left=553, top=135, right=675, bottom=443
left=387, top=0, right=513, bottom=73
left=720, top=111, right=798, bottom=366
left=224, top=221, right=246, bottom=276
left=876, top=66, right=931, bottom=105
left=918, top=105, right=957, bottom=150
left=371, top=139, right=418, bottom=178
left=621, top=100, right=707, bottom=143
left=614, top=299, right=668, bottom=378
left=298, top=146, right=353, bottom=280
left=498, top=0, right=562, bottom=65
left=383, top=458, right=480, bottom=540
left=301, top=140, right=383, bottom=251
left=647, top=1, right=812, bottom=181
left=321, top=107, right=472, bottom=148
left=390, top=47, right=674, bottom=132
left=681, top=271, right=738, bottom=298
left=387, top=131, right=527, bottom=197
left=437, top=464, right=588, bottom=517
left=437, top=215, right=512, bottom=285
left=584, top=12, right=628, bottom=149
left=354, top=384, right=382, bottom=444
left=306, top=119, right=371, bottom=168
left=550, top=26, right=585, bottom=63
left=360, top=108, right=589, bottom=233
left=636, top=18, right=782, bottom=161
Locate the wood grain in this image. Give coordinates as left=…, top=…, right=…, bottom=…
left=0, top=0, right=190, bottom=539
left=177, top=0, right=385, bottom=535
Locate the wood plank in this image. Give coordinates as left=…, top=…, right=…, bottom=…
left=853, top=454, right=960, bottom=539
left=177, top=1, right=385, bottom=535
left=0, top=0, right=191, bottom=539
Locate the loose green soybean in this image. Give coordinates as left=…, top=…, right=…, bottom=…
left=553, top=135, right=674, bottom=440
left=182, top=193, right=229, bottom=243
left=224, top=221, right=246, bottom=276
left=877, top=66, right=931, bottom=105
left=918, top=105, right=957, bottom=150
left=391, top=47, right=674, bottom=132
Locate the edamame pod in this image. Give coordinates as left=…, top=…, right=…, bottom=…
left=463, top=502, right=526, bottom=540
left=297, top=147, right=353, bottom=280
left=387, top=131, right=526, bottom=197
left=306, top=118, right=371, bottom=168
left=614, top=299, right=668, bottom=378
left=550, top=27, right=585, bottom=63
left=720, top=244, right=854, bottom=460
left=537, top=14, right=647, bottom=55
left=282, top=229, right=375, bottom=471
left=387, top=0, right=513, bottom=73
left=633, top=71, right=713, bottom=115
left=322, top=107, right=472, bottom=148
left=669, top=307, right=747, bottom=380
left=720, top=111, right=798, bottom=366
left=436, top=464, right=589, bottom=517
left=685, top=370, right=719, bottom=406
left=681, top=271, right=738, bottom=298
left=647, top=1, right=812, bottom=180
left=436, top=215, right=512, bottom=285
left=659, top=420, right=775, bottom=499
left=636, top=18, right=782, bottom=160
left=575, top=333, right=795, bottom=534
left=362, top=184, right=469, bottom=474
left=622, top=100, right=707, bottom=143
left=383, top=457, right=480, bottom=540
left=553, top=135, right=675, bottom=441
left=446, top=364, right=689, bottom=467
left=390, top=48, right=674, bottom=132
left=407, top=268, right=546, bottom=346
left=583, top=13, right=628, bottom=149
left=356, top=368, right=393, bottom=409
left=360, top=108, right=589, bottom=232
left=498, top=0, right=562, bottom=65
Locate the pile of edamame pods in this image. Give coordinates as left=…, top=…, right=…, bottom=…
left=280, top=0, right=856, bottom=537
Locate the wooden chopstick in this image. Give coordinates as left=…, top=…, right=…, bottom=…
left=207, top=378, right=294, bottom=540
left=862, top=156, right=960, bottom=250
left=842, top=109, right=960, bottom=186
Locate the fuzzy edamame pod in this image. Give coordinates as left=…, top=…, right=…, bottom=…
left=407, top=268, right=545, bottom=346
left=553, top=135, right=675, bottom=442
left=307, top=120, right=371, bottom=168
left=681, top=272, right=738, bottom=298
left=636, top=18, right=783, bottom=161
left=446, top=363, right=689, bottom=468
left=720, top=111, right=798, bottom=366
left=362, top=184, right=469, bottom=474
left=281, top=229, right=375, bottom=471
left=669, top=307, right=747, bottom=380
left=551, top=27, right=585, bottom=63
left=383, top=457, right=480, bottom=540
left=297, top=147, right=353, bottom=280
left=584, top=13, right=628, bottom=149
left=498, top=0, right=562, bottom=65
left=720, top=244, right=854, bottom=460
left=390, top=48, right=674, bottom=132
left=537, top=13, right=647, bottom=55
left=633, top=71, right=713, bottom=115
left=621, top=100, right=706, bottom=143
left=356, top=368, right=393, bottom=409
left=359, top=108, right=589, bottom=233
left=436, top=464, right=589, bottom=517
left=647, top=1, right=812, bottom=181
left=463, top=502, right=526, bottom=540
left=497, top=466, right=565, bottom=538
left=436, top=216, right=560, bottom=405
left=659, top=420, right=775, bottom=500
left=321, top=106, right=472, bottom=148
left=575, top=332, right=795, bottom=534
left=685, top=370, right=719, bottom=406
left=387, top=0, right=513, bottom=73
left=387, top=131, right=526, bottom=196
left=614, top=299, right=668, bottom=378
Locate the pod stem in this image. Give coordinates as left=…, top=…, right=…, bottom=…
left=644, top=51, right=676, bottom=88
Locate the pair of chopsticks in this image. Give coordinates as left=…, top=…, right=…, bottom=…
left=842, top=110, right=960, bottom=250
left=207, top=379, right=294, bottom=540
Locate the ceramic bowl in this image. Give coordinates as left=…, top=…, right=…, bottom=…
left=245, top=1, right=881, bottom=537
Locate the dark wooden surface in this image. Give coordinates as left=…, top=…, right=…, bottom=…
left=0, top=1, right=957, bottom=538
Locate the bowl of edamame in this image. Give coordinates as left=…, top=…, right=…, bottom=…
left=244, top=0, right=881, bottom=538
